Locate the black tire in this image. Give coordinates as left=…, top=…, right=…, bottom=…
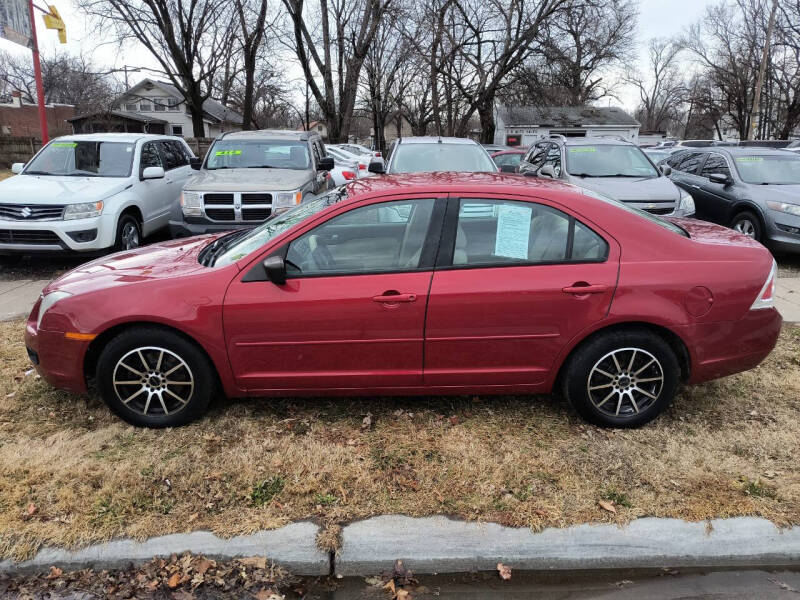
left=96, top=326, right=215, bottom=428
left=561, top=329, right=680, bottom=428
left=115, top=213, right=142, bottom=251
left=730, top=210, right=762, bottom=242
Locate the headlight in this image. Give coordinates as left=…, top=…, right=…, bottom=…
left=63, top=201, right=103, bottom=220
left=678, top=189, right=695, bottom=216
left=273, top=190, right=302, bottom=209
left=37, top=291, right=72, bottom=329
left=180, top=191, right=203, bottom=216
left=766, top=200, right=800, bottom=217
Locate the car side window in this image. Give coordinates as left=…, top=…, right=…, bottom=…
left=159, top=141, right=184, bottom=171
left=311, top=142, right=322, bottom=168
left=542, top=143, right=562, bottom=175
left=285, top=199, right=436, bottom=275
left=452, top=199, right=607, bottom=266
left=700, top=153, right=731, bottom=179
left=140, top=142, right=162, bottom=172
left=675, top=152, right=703, bottom=174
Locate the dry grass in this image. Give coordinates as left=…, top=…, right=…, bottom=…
left=0, top=320, right=799, bottom=562
left=0, top=170, right=13, bottom=182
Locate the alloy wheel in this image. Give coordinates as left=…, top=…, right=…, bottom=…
left=733, top=219, right=756, bottom=238
left=112, top=346, right=194, bottom=416
left=586, top=347, right=664, bottom=417
left=121, top=221, right=140, bottom=249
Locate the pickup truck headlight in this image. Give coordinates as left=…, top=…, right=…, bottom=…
left=766, top=200, right=800, bottom=217
left=181, top=191, right=203, bottom=216
left=37, top=291, right=71, bottom=329
left=677, top=189, right=695, bottom=216
left=63, top=201, right=103, bottom=220
left=273, top=190, right=302, bottom=210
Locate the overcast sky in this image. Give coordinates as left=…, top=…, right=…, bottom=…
left=1, top=0, right=718, bottom=113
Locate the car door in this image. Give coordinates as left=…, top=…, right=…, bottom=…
left=155, top=140, right=191, bottom=223
left=423, top=196, right=619, bottom=387
left=695, top=152, right=738, bottom=224
left=136, top=141, right=171, bottom=228
left=668, top=151, right=705, bottom=195
left=311, top=141, right=328, bottom=193
left=223, top=196, right=446, bottom=392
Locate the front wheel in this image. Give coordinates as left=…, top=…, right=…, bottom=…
left=96, top=327, right=215, bottom=427
left=562, top=330, right=680, bottom=428
left=115, top=213, right=142, bottom=251
left=731, top=211, right=762, bottom=242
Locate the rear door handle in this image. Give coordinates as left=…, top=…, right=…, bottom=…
left=562, top=284, right=608, bottom=295
left=372, top=292, right=417, bottom=303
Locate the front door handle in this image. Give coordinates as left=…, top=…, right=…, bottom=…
left=372, top=291, right=417, bottom=303
left=562, top=283, right=608, bottom=295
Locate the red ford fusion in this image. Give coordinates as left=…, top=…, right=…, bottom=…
left=25, top=173, right=781, bottom=428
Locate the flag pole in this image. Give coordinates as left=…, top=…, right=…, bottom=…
left=27, top=0, right=49, bottom=143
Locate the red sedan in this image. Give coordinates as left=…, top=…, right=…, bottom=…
left=26, top=173, right=781, bottom=428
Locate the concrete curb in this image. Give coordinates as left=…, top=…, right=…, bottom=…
left=336, top=515, right=800, bottom=576
left=0, top=522, right=328, bottom=576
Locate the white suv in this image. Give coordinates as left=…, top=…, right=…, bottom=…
left=0, top=133, right=195, bottom=262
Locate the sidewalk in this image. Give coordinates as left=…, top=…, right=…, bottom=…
left=2, top=278, right=799, bottom=323
left=0, top=279, right=49, bottom=321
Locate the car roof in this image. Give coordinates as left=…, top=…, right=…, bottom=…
left=559, top=136, right=634, bottom=146
left=691, top=146, right=795, bottom=156
left=220, top=129, right=315, bottom=141
left=396, top=136, right=481, bottom=145
left=52, top=133, right=174, bottom=144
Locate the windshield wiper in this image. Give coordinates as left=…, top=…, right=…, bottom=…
left=246, top=165, right=277, bottom=169
left=65, top=171, right=100, bottom=177
left=23, top=170, right=54, bottom=176
left=202, top=229, right=252, bottom=267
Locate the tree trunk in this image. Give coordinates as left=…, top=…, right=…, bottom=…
left=478, top=102, right=495, bottom=144
left=242, top=54, right=256, bottom=130
left=187, top=89, right=206, bottom=137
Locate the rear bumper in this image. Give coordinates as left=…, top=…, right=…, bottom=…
left=24, top=306, right=89, bottom=394
left=680, top=308, right=782, bottom=384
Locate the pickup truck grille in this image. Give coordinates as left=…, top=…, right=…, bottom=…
left=0, top=204, right=65, bottom=221
left=201, top=192, right=273, bottom=223
left=0, top=229, right=61, bottom=244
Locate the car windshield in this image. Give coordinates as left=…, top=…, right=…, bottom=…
left=566, top=145, right=659, bottom=178
left=212, top=188, right=349, bottom=267
left=389, top=143, right=498, bottom=173
left=205, top=140, right=311, bottom=170
left=24, top=140, right=134, bottom=177
left=732, top=155, right=800, bottom=184
left=493, top=153, right=523, bottom=167
left=581, top=188, right=689, bottom=238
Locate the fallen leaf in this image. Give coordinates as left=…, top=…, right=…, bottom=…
left=497, top=562, right=512, bottom=580
left=188, top=512, right=199, bottom=522
left=449, top=415, right=459, bottom=425
left=383, top=579, right=396, bottom=594
left=364, top=576, right=383, bottom=587
left=254, top=589, right=284, bottom=600
left=195, top=557, right=214, bottom=575
left=171, top=590, right=195, bottom=600
left=238, top=556, right=267, bottom=569
left=167, top=572, right=182, bottom=589
left=45, top=566, right=63, bottom=579
left=598, top=499, right=616, bottom=513
left=5, top=392, right=15, bottom=398
left=26, top=503, right=37, bottom=516
left=362, top=413, right=372, bottom=429
left=395, top=589, right=411, bottom=599
left=763, top=470, right=777, bottom=479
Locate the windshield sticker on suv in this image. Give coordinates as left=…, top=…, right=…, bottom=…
left=569, top=147, right=596, bottom=153
left=52, top=142, right=77, bottom=148
left=735, top=157, right=764, bottom=162
left=215, top=150, right=242, bottom=156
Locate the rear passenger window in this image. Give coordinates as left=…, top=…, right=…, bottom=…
left=700, top=153, right=731, bottom=179
left=674, top=152, right=703, bottom=174
left=452, top=199, right=607, bottom=266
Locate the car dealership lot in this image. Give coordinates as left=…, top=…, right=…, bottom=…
left=0, top=316, right=798, bottom=561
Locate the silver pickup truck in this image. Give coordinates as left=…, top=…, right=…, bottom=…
left=170, top=129, right=334, bottom=237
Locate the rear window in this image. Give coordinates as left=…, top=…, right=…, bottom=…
left=389, top=143, right=497, bottom=173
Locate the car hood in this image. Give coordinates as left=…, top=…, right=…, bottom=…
left=742, top=182, right=800, bottom=204
left=44, top=236, right=217, bottom=297
left=0, top=174, right=131, bottom=204
left=186, top=168, right=312, bottom=192
left=574, top=175, right=680, bottom=202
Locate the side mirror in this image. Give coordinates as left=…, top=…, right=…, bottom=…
left=142, top=166, right=165, bottom=180
left=498, top=164, right=517, bottom=174
left=660, top=164, right=672, bottom=176
left=368, top=161, right=385, bottom=174
left=318, top=156, right=334, bottom=171
left=189, top=157, right=202, bottom=170
left=708, top=172, right=730, bottom=185
left=11, top=163, right=24, bottom=174
left=538, top=164, right=556, bottom=178
left=263, top=255, right=287, bottom=285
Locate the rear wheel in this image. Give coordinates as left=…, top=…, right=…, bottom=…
left=562, top=329, right=680, bottom=428
left=96, top=327, right=215, bottom=428
left=115, top=213, right=141, bottom=251
left=731, top=211, right=762, bottom=242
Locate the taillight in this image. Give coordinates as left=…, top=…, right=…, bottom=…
left=750, top=259, right=777, bottom=310
left=358, top=164, right=366, bottom=170
left=375, top=152, right=382, bottom=157
left=342, top=171, right=357, bottom=180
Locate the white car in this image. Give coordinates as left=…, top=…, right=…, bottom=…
left=326, top=145, right=376, bottom=177
left=328, top=162, right=359, bottom=187
left=334, top=142, right=385, bottom=168
left=0, top=134, right=194, bottom=262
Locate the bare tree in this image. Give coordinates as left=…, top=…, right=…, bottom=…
left=281, top=0, right=391, bottom=142
left=232, top=0, right=276, bottom=129
left=625, top=38, right=686, bottom=133
left=78, top=0, right=235, bottom=137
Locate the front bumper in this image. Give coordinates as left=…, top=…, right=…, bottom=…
left=680, top=307, right=782, bottom=384
left=765, top=211, right=800, bottom=254
left=0, top=213, right=116, bottom=253
left=24, top=303, right=90, bottom=394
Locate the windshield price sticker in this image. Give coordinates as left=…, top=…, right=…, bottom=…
left=735, top=156, right=764, bottom=162
left=215, top=150, right=242, bottom=156
left=494, top=204, right=532, bottom=260
left=52, top=142, right=77, bottom=148
left=569, top=147, right=596, bottom=153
